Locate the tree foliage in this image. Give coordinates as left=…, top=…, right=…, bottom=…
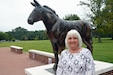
left=63, top=14, right=80, bottom=20
left=11, top=27, right=28, bottom=40
left=5, top=27, right=48, bottom=41
left=102, top=0, right=113, bottom=39
left=79, top=0, right=113, bottom=42
left=0, top=32, right=8, bottom=41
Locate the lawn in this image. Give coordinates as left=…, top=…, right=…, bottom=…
left=0, top=38, right=113, bottom=63
left=93, top=38, right=113, bottom=63
left=0, top=40, right=53, bottom=52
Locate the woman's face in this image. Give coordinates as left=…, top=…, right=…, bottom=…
left=67, top=35, right=79, bottom=50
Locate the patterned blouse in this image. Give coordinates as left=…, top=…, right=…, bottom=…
left=56, top=48, right=95, bottom=75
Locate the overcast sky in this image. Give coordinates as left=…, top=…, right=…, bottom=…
left=0, top=0, right=88, bottom=32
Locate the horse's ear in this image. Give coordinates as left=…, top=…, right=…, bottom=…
left=33, top=0, right=41, bottom=6
left=31, top=2, right=36, bottom=7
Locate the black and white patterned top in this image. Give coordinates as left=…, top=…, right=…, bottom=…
left=56, top=48, right=95, bottom=75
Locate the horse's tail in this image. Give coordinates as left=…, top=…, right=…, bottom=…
left=86, top=22, right=93, bottom=44
left=81, top=21, right=93, bottom=53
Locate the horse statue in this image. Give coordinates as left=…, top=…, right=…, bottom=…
left=28, top=0, right=93, bottom=72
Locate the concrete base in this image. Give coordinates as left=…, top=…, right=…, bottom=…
left=25, top=64, right=54, bottom=75
left=25, top=60, right=113, bottom=75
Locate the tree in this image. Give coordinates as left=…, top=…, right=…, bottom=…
left=102, top=0, right=113, bottom=40
left=6, top=32, right=15, bottom=41
left=6, top=27, right=48, bottom=40
left=34, top=30, right=48, bottom=40
left=27, top=31, right=35, bottom=40
left=63, top=14, right=80, bottom=20
left=12, top=27, right=28, bottom=40
left=0, top=32, right=8, bottom=41
left=79, top=0, right=105, bottom=42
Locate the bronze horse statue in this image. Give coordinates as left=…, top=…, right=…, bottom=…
left=28, top=0, right=93, bottom=72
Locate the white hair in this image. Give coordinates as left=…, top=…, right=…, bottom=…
left=65, top=29, right=82, bottom=49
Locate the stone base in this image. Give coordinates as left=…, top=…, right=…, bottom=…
left=95, top=60, right=113, bottom=75
left=25, top=50, right=113, bottom=75
left=25, top=61, right=113, bottom=75
left=25, top=64, right=55, bottom=75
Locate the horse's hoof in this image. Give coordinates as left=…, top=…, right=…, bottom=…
left=53, top=64, right=57, bottom=74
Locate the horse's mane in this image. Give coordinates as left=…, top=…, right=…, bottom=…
left=43, top=5, right=58, bottom=17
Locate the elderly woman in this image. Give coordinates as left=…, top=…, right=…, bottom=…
left=56, top=29, right=95, bottom=75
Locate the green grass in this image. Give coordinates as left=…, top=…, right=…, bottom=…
left=0, top=40, right=53, bottom=52
left=0, top=38, right=113, bottom=63
left=93, top=38, right=113, bottom=63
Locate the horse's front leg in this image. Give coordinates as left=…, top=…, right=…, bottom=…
left=51, top=42, right=59, bottom=72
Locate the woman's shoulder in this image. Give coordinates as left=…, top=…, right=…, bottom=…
left=61, top=49, right=68, bottom=55
left=81, top=48, right=92, bottom=55
left=82, top=48, right=90, bottom=52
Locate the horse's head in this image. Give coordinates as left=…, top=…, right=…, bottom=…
left=28, top=0, right=58, bottom=25
left=28, top=0, right=43, bottom=25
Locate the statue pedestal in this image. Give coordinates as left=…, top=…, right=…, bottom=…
left=95, top=60, right=113, bottom=75
left=25, top=64, right=54, bottom=75
left=25, top=60, right=113, bottom=75
left=25, top=50, right=113, bottom=75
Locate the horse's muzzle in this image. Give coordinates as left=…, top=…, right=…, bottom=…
left=28, top=19, right=34, bottom=25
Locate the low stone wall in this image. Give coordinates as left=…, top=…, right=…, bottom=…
left=10, top=46, right=23, bottom=54
left=29, top=50, right=55, bottom=64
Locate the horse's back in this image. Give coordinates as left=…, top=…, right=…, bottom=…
left=63, top=20, right=91, bottom=32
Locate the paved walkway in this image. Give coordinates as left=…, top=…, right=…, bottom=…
left=0, top=47, right=45, bottom=75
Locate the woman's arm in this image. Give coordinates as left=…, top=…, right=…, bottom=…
left=85, top=50, right=95, bottom=75
left=56, top=50, right=66, bottom=75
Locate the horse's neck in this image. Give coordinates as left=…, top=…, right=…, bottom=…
left=43, top=21, right=53, bottom=31
left=43, top=18, right=59, bottom=32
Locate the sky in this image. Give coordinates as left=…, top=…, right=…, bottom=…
left=0, top=0, right=88, bottom=32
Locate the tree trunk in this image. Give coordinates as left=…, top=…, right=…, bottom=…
left=111, top=27, right=113, bottom=40
left=97, top=34, right=102, bottom=43
left=111, top=33, right=113, bottom=40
